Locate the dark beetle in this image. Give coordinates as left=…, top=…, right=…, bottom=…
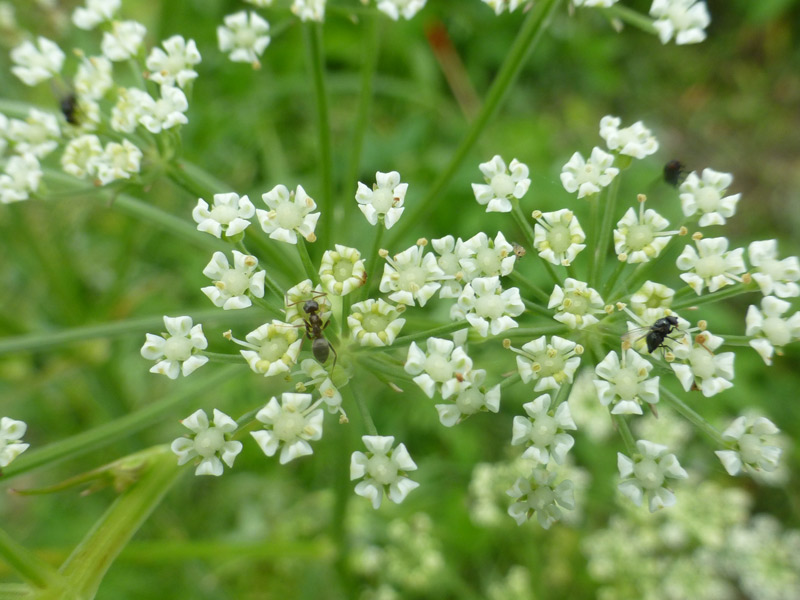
left=663, top=160, right=686, bottom=187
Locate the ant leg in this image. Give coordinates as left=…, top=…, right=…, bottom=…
left=329, top=342, right=338, bottom=370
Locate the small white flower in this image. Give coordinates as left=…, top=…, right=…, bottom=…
left=670, top=330, right=735, bottom=397
left=61, top=134, right=103, bottom=179
left=560, top=147, right=619, bottom=199
left=573, top=0, right=619, bottom=6
left=72, top=0, right=120, bottom=30
left=138, top=85, right=189, bottom=134
left=745, top=296, right=800, bottom=365
left=507, top=468, right=575, bottom=528
left=459, top=231, right=517, bottom=281
left=94, top=139, right=143, bottom=185
left=617, top=440, right=688, bottom=512
left=146, top=35, right=201, bottom=88
left=257, top=184, right=320, bottom=244
left=170, top=409, right=242, bottom=476
left=379, top=243, right=445, bottom=307
left=471, top=155, right=530, bottom=213
left=481, top=0, right=523, bottom=15
left=452, top=276, right=523, bottom=337
left=218, top=11, right=271, bottom=65
left=140, top=316, right=209, bottom=379
left=201, top=251, right=266, bottom=310
left=548, top=278, right=605, bottom=330
left=630, top=280, right=675, bottom=315
left=299, top=359, right=342, bottom=413
left=511, top=394, right=577, bottom=466
left=0, top=417, right=30, bottom=468
left=594, top=349, right=660, bottom=415
left=319, top=245, right=366, bottom=296
left=679, top=168, right=740, bottom=227
left=404, top=337, right=473, bottom=400
left=513, top=335, right=582, bottom=392
left=284, top=279, right=331, bottom=325
left=532, top=209, right=586, bottom=266
left=350, top=435, right=419, bottom=509
left=251, top=393, right=324, bottom=464
left=291, top=0, right=326, bottom=22
left=613, top=203, right=674, bottom=263
left=432, top=235, right=468, bottom=298
left=715, top=416, right=781, bottom=476
left=748, top=240, right=800, bottom=298
left=435, top=369, right=500, bottom=427
left=10, top=37, right=65, bottom=86
left=244, top=0, right=274, bottom=6
left=192, top=192, right=255, bottom=239
left=228, top=321, right=302, bottom=377
left=74, top=55, right=113, bottom=100
left=676, top=237, right=746, bottom=295
left=7, top=109, right=60, bottom=158
left=0, top=153, right=42, bottom=204
left=376, top=0, right=427, bottom=20
left=101, top=20, right=147, bottom=61
left=355, top=171, right=407, bottom=229
left=348, top=299, right=406, bottom=347
left=599, top=115, right=659, bottom=159
left=110, top=87, right=151, bottom=133
left=650, top=0, right=711, bottom=45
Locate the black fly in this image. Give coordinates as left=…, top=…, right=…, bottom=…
left=624, top=315, right=681, bottom=354
left=60, top=93, right=80, bottom=125
left=663, top=160, right=686, bottom=187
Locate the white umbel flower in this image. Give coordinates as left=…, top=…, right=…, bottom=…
left=679, top=168, right=740, bottom=227
left=348, top=299, right=406, bottom=347
left=319, top=245, right=366, bottom=296
left=7, top=109, right=60, bottom=158
left=431, top=235, right=468, bottom=298
left=507, top=468, right=575, bottom=528
left=140, top=316, right=209, bottom=379
left=670, top=330, right=734, bottom=397
left=251, top=393, right=324, bottom=464
left=95, top=139, right=143, bottom=185
left=560, top=147, right=619, bottom=199
left=630, top=280, right=675, bottom=315
left=74, top=55, right=113, bottom=100
left=617, top=440, right=688, bottom=512
left=0, top=417, right=29, bottom=468
left=459, top=231, right=517, bottom=281
left=379, top=243, right=445, bottom=307
left=715, top=416, right=781, bottom=476
left=10, top=37, right=65, bottom=86
left=0, top=154, right=42, bottom=203
left=613, top=203, right=674, bottom=263
left=748, top=240, right=800, bottom=298
left=574, top=0, right=619, bottom=6
left=170, top=409, right=242, bottom=476
left=594, top=349, right=660, bottom=415
left=217, top=11, right=271, bottom=65
left=676, top=237, right=746, bottom=295
left=404, top=337, right=473, bottom=400
left=532, top=209, right=586, bottom=266
left=72, top=0, right=120, bottom=30
left=435, top=369, right=500, bottom=427
left=101, top=20, right=147, bottom=61
left=291, top=0, right=326, bottom=22
left=228, top=321, right=301, bottom=377
left=452, top=276, right=524, bottom=337
left=193, top=192, right=255, bottom=239
left=650, top=0, right=711, bottom=45
left=511, top=394, right=577, bottom=466
left=201, top=251, right=266, bottom=310
left=110, top=87, right=151, bottom=133
left=481, top=0, right=523, bottom=15
left=745, top=296, right=800, bottom=365
left=355, top=171, right=408, bottom=229
left=351, top=435, right=419, bottom=509
left=299, top=359, right=342, bottom=413
left=257, top=184, right=320, bottom=244
left=146, top=35, right=201, bottom=88
left=548, top=278, right=605, bottom=330
left=376, top=0, right=427, bottom=21
left=138, top=85, right=189, bottom=134
left=513, top=335, right=582, bottom=392
left=471, top=155, right=530, bottom=213
left=61, top=135, right=103, bottom=179
left=599, top=115, right=659, bottom=159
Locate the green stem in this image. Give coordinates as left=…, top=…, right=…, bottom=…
left=356, top=354, right=416, bottom=385
left=503, top=324, right=566, bottom=339
left=591, top=173, right=621, bottom=289
left=659, top=385, right=727, bottom=446
left=499, top=372, right=522, bottom=389
left=602, top=5, right=657, bottom=35
left=508, top=270, right=549, bottom=302
left=511, top=201, right=536, bottom=248
left=719, top=335, right=754, bottom=347
left=296, top=237, right=320, bottom=285
left=202, top=351, right=246, bottom=364
left=380, top=320, right=469, bottom=350
left=0, top=528, right=62, bottom=590
left=672, top=282, right=759, bottom=310
left=236, top=240, right=286, bottom=301
left=388, top=0, right=563, bottom=245
left=612, top=414, right=637, bottom=455
left=360, top=223, right=386, bottom=301
left=304, top=22, right=333, bottom=248
left=522, top=298, right=553, bottom=319
left=602, top=257, right=627, bottom=300
left=345, top=385, right=378, bottom=436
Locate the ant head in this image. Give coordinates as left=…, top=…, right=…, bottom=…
left=303, top=299, right=319, bottom=313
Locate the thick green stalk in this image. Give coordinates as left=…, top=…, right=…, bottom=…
left=359, top=223, right=386, bottom=301
left=388, top=0, right=563, bottom=244
left=612, top=414, right=637, bottom=455
left=659, top=385, right=727, bottom=446
left=0, top=528, right=62, bottom=591
left=591, top=173, right=621, bottom=289
left=522, top=298, right=553, bottom=319
left=296, top=237, right=320, bottom=284
left=345, top=385, right=378, bottom=436
left=304, top=22, right=333, bottom=248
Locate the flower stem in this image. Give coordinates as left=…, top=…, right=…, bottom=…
left=382, top=320, right=469, bottom=350
left=591, top=172, right=621, bottom=289
left=388, top=0, right=563, bottom=245
left=672, top=282, right=759, bottom=310
left=612, top=414, right=637, bottom=455
left=296, top=237, right=320, bottom=285
left=522, top=297, right=553, bottom=319
left=602, top=5, right=657, bottom=35
left=359, top=223, right=386, bottom=301
left=0, top=527, right=63, bottom=590
left=503, top=324, right=567, bottom=339
left=500, top=372, right=522, bottom=389
left=508, top=270, right=549, bottom=302
left=304, top=22, right=333, bottom=248
left=719, top=335, right=754, bottom=347
left=659, top=385, right=727, bottom=446
left=602, top=257, right=627, bottom=299
left=345, top=385, right=378, bottom=436
left=201, top=351, right=246, bottom=364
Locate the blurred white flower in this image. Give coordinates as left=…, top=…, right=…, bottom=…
left=351, top=435, right=419, bottom=509
left=560, top=147, right=619, bottom=199
left=95, top=139, right=143, bottom=185
left=74, top=55, right=113, bottom=100
left=140, top=316, right=209, bottom=379
left=599, top=115, right=659, bottom=159
left=171, top=409, right=242, bottom=476
left=630, top=280, right=675, bottom=315
left=471, top=155, right=530, bottom=213
left=146, top=35, right=202, bottom=88
left=481, top=0, right=523, bottom=15
left=10, top=37, right=65, bottom=86
left=72, top=0, right=120, bottom=30
left=435, top=369, right=500, bottom=427
left=251, top=393, right=324, bottom=464
left=507, top=467, right=575, bottom=528
left=748, top=240, right=800, bottom=298
left=61, top=134, right=103, bottom=179
left=745, top=296, right=800, bottom=365
left=679, top=168, right=740, bottom=227
left=650, top=0, right=711, bottom=45
left=376, top=0, right=427, bottom=21
left=431, top=235, right=468, bottom=298
left=292, top=0, right=326, bottom=22
left=101, top=20, right=147, bottom=61
left=110, top=87, right=151, bottom=133
left=617, top=440, right=688, bottom=512
left=0, top=417, right=29, bottom=468
left=7, top=109, right=60, bottom=158
left=715, top=416, right=781, bottom=476
left=138, top=85, right=189, bottom=134
left=217, top=11, right=271, bottom=65
left=355, top=170, right=408, bottom=229
left=0, top=153, right=42, bottom=203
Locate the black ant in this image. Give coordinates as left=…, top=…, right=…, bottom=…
left=288, top=293, right=336, bottom=367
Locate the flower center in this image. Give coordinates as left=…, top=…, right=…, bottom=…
left=762, top=317, right=790, bottom=346
left=626, top=224, right=655, bottom=250
left=259, top=336, right=290, bottom=362
left=438, top=252, right=459, bottom=275
left=476, top=248, right=501, bottom=275
left=425, top=353, right=454, bottom=382
left=530, top=414, right=557, bottom=446
left=475, top=294, right=505, bottom=319
left=455, top=388, right=483, bottom=414
left=275, top=202, right=303, bottom=230
left=209, top=204, right=236, bottom=225
left=530, top=486, right=555, bottom=511
left=220, top=269, right=250, bottom=296
left=163, top=336, right=193, bottom=361
left=163, top=54, right=185, bottom=75
left=614, top=368, right=640, bottom=400
left=398, top=266, right=428, bottom=292
left=546, top=224, right=572, bottom=253
left=272, top=411, right=306, bottom=442
left=633, top=458, right=665, bottom=490
left=534, top=352, right=565, bottom=378
left=234, top=27, right=257, bottom=49
left=694, top=255, right=726, bottom=279
left=563, top=293, right=588, bottom=315
left=371, top=187, right=394, bottom=214
left=695, top=186, right=721, bottom=213
left=367, top=454, right=398, bottom=485
left=362, top=313, right=388, bottom=333
left=689, top=347, right=716, bottom=379
left=490, top=172, right=515, bottom=198
left=193, top=428, right=224, bottom=458
left=333, top=260, right=354, bottom=282
left=737, top=433, right=762, bottom=464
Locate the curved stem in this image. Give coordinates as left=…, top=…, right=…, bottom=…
left=296, top=237, right=320, bottom=285
left=672, top=282, right=759, bottom=310
left=612, top=414, right=637, bottom=455
left=591, top=173, right=621, bottom=289
left=345, top=385, right=378, bottom=436
left=659, top=385, right=727, bottom=446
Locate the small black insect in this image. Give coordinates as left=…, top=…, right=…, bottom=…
left=298, top=296, right=336, bottom=366
left=60, top=93, right=80, bottom=125
left=663, top=159, right=686, bottom=187
left=645, top=316, right=680, bottom=353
